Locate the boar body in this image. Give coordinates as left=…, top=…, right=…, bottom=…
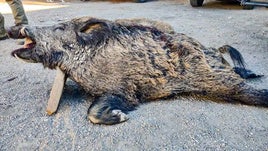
left=10, top=17, right=268, bottom=125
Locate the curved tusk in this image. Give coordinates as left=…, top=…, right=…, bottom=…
left=20, top=27, right=27, bottom=37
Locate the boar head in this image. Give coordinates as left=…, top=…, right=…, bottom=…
left=9, top=17, right=113, bottom=69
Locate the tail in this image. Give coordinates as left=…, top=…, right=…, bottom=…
left=218, top=45, right=263, bottom=79
left=233, top=67, right=263, bottom=79
left=218, top=45, right=246, bottom=68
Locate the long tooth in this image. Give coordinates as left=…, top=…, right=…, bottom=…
left=14, top=54, right=25, bottom=63
left=20, top=27, right=27, bottom=37
left=14, top=54, right=30, bottom=63
left=14, top=54, right=18, bottom=59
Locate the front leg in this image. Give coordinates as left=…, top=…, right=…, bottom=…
left=87, top=94, right=136, bottom=125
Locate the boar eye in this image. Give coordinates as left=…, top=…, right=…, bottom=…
left=54, top=25, right=65, bottom=31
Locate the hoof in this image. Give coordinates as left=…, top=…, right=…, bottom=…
left=88, top=109, right=129, bottom=125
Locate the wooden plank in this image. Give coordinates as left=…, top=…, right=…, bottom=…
left=46, top=67, right=66, bottom=115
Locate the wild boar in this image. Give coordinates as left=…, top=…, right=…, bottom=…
left=8, top=17, right=268, bottom=125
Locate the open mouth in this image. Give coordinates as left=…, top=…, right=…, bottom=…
left=11, top=38, right=36, bottom=62
left=10, top=27, right=37, bottom=62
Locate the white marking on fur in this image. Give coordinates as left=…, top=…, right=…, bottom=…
left=112, top=110, right=129, bottom=122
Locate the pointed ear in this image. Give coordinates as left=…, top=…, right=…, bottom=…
left=79, top=19, right=111, bottom=34
left=75, top=18, right=112, bottom=46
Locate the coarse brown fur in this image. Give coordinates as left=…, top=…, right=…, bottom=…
left=9, top=17, right=268, bottom=125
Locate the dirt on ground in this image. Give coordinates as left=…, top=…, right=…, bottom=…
left=0, top=0, right=268, bottom=150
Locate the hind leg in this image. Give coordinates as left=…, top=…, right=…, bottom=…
left=87, top=94, right=136, bottom=125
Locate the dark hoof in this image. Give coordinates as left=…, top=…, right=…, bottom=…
left=87, top=94, right=135, bottom=125
left=88, top=109, right=129, bottom=125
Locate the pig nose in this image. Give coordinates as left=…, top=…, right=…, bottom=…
left=7, top=25, right=26, bottom=39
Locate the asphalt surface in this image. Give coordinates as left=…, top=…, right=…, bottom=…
left=0, top=0, right=268, bottom=150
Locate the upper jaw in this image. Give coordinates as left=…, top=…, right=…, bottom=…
left=7, top=26, right=36, bottom=44
left=7, top=26, right=31, bottom=39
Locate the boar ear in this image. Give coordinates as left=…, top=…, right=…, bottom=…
left=79, top=20, right=111, bottom=34
left=76, top=19, right=112, bottom=46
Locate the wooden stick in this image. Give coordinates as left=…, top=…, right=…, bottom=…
left=46, top=67, right=66, bottom=115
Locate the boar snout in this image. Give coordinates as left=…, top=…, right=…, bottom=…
left=7, top=26, right=25, bottom=39
left=7, top=26, right=35, bottom=40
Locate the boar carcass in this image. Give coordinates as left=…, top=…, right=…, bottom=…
left=9, top=17, right=268, bottom=125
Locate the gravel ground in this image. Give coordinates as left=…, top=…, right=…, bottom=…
left=0, top=0, right=268, bottom=150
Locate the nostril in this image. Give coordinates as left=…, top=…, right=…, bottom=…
left=7, top=29, right=13, bottom=37
left=6, top=28, right=16, bottom=38
left=7, top=26, right=26, bottom=39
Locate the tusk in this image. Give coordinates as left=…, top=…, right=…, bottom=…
left=20, top=27, right=27, bottom=37
left=20, top=27, right=34, bottom=39
left=14, top=54, right=28, bottom=63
